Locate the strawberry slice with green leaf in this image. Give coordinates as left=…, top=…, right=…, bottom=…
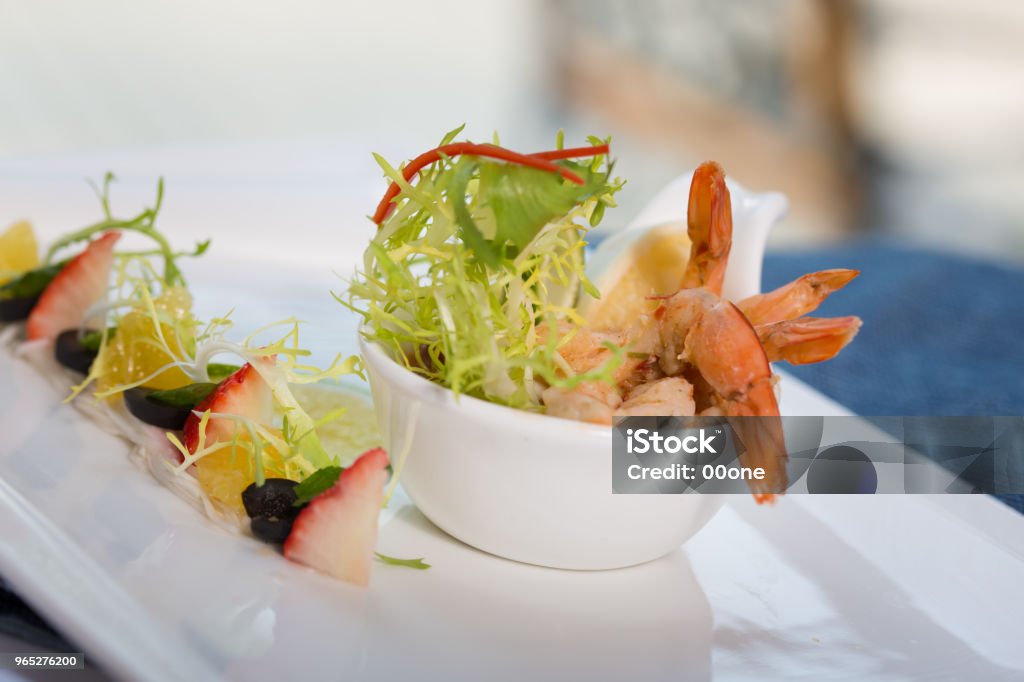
left=183, top=360, right=274, bottom=453
left=284, top=447, right=389, bottom=587
left=26, top=231, right=120, bottom=341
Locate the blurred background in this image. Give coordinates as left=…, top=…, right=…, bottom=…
left=2, top=0, right=1023, bottom=262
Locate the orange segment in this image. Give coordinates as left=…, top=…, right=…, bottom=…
left=98, top=287, right=196, bottom=391
left=196, top=431, right=289, bottom=514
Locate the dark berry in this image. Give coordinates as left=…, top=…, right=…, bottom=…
left=124, top=387, right=194, bottom=430
left=241, top=478, right=300, bottom=520
left=0, top=295, right=39, bottom=322
left=55, top=329, right=98, bottom=374
left=251, top=516, right=295, bottom=545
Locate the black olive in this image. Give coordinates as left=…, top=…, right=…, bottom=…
left=0, top=262, right=64, bottom=322
left=54, top=329, right=99, bottom=374
left=123, top=382, right=218, bottom=430
left=241, top=478, right=300, bottom=520
left=0, top=295, right=39, bottom=322
left=124, top=387, right=194, bottom=430
left=250, top=516, right=295, bottom=545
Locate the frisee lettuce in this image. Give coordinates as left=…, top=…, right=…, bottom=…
left=374, top=553, right=431, bottom=570
left=347, top=129, right=624, bottom=409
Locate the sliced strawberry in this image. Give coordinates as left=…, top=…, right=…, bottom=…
left=284, top=447, right=390, bottom=587
left=183, top=359, right=274, bottom=454
left=27, top=231, right=120, bottom=341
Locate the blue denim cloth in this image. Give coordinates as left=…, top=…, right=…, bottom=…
left=762, top=240, right=1024, bottom=512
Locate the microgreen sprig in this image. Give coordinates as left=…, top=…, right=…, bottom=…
left=44, top=173, right=209, bottom=287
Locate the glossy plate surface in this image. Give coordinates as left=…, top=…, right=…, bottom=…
left=1, top=258, right=1022, bottom=681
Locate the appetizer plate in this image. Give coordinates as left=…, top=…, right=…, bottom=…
left=1, top=258, right=1023, bottom=682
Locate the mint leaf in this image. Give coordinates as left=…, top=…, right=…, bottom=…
left=374, top=552, right=431, bottom=570
left=0, top=262, right=65, bottom=300
left=293, top=466, right=343, bottom=506
left=147, top=382, right=218, bottom=409
left=79, top=327, right=118, bottom=353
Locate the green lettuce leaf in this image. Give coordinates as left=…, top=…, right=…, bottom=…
left=479, top=161, right=608, bottom=253
left=449, top=158, right=610, bottom=267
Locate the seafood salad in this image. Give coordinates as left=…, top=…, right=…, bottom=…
left=352, top=133, right=861, bottom=499
left=1, top=177, right=422, bottom=587
left=0, top=129, right=863, bottom=588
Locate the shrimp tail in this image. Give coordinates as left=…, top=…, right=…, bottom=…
left=758, top=316, right=862, bottom=365
left=727, top=411, right=788, bottom=503
left=737, top=269, right=859, bottom=326
left=681, top=161, right=732, bottom=295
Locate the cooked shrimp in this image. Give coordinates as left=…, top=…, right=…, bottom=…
left=543, top=322, right=623, bottom=375
left=542, top=385, right=617, bottom=425
left=542, top=159, right=860, bottom=501
left=537, top=323, right=626, bottom=425
left=654, top=290, right=787, bottom=500
left=619, top=377, right=695, bottom=417
left=657, top=292, right=779, bottom=417
left=758, top=315, right=862, bottom=365
left=542, top=370, right=695, bottom=423
left=655, top=162, right=788, bottom=499
left=737, top=269, right=859, bottom=326
left=539, top=319, right=664, bottom=390
left=680, top=161, right=732, bottom=296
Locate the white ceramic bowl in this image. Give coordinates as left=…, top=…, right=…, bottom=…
left=361, top=172, right=788, bottom=570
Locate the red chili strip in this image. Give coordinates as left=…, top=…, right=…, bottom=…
left=529, top=143, right=609, bottom=161
left=372, top=142, right=609, bottom=225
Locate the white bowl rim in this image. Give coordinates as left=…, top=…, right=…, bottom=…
left=358, top=329, right=612, bottom=439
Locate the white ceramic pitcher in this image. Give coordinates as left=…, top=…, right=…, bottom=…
left=586, top=171, right=789, bottom=302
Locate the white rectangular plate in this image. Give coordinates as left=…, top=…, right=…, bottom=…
left=1, top=259, right=1023, bottom=682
